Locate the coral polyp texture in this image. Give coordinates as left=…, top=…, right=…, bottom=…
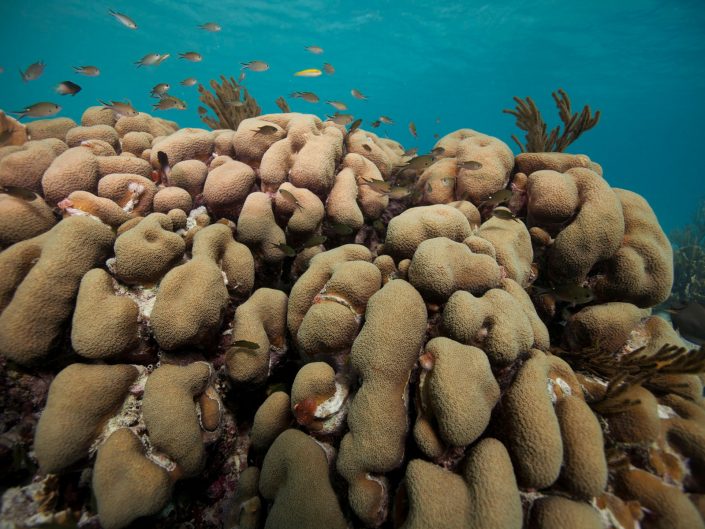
left=0, top=105, right=702, bottom=529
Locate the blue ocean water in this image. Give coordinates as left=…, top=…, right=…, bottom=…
left=1, top=0, right=704, bottom=235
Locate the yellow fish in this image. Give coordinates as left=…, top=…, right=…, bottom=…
left=294, top=68, right=322, bottom=77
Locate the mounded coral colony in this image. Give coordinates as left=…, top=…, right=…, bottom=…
left=0, top=104, right=703, bottom=529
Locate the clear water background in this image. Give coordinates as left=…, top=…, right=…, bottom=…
left=1, top=0, right=704, bottom=235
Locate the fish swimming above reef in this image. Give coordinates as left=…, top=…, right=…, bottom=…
left=458, top=160, right=483, bottom=170
left=98, top=99, right=138, bottom=117
left=534, top=283, right=595, bottom=305
left=135, top=54, right=164, bottom=68
left=323, top=63, right=335, bottom=75
left=241, top=61, right=269, bottom=72
left=305, top=45, right=324, bottom=54
left=153, top=95, right=186, bottom=111
left=351, top=89, right=368, bottom=100
left=108, top=9, right=137, bottom=29
left=668, top=301, right=705, bottom=345
left=290, top=92, right=319, bottom=103
left=55, top=81, right=81, bottom=96
left=181, top=77, right=197, bottom=87
left=491, top=206, right=521, bottom=222
left=11, top=102, right=61, bottom=120
left=379, top=116, right=394, bottom=125
left=179, top=52, right=203, bottom=62
left=409, top=121, right=417, bottom=138
left=19, top=61, right=45, bottom=82
left=294, top=68, right=322, bottom=77
left=327, top=101, right=347, bottom=111
left=479, top=189, right=513, bottom=207
left=150, top=83, right=170, bottom=98
left=199, top=22, right=221, bottom=32
left=326, top=113, right=353, bottom=126
left=73, top=65, right=100, bottom=76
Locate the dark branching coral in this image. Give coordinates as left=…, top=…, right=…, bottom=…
left=669, top=197, right=705, bottom=304
left=197, top=75, right=261, bottom=130
left=503, top=88, right=601, bottom=153
left=557, top=341, right=705, bottom=411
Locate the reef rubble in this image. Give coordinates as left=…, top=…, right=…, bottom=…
left=0, top=107, right=702, bottom=529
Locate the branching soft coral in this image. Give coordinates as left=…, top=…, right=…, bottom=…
left=503, top=88, right=601, bottom=153
left=197, top=75, right=261, bottom=130
left=669, top=197, right=705, bottom=304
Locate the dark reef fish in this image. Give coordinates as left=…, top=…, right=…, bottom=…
left=11, top=102, right=61, bottom=119
left=668, top=301, right=705, bottom=345
left=19, top=61, right=45, bottom=82
left=55, top=81, right=82, bottom=96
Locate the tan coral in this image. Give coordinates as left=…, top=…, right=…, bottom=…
left=0, top=217, right=114, bottom=365
left=232, top=116, right=287, bottom=166
left=528, top=496, right=604, bottom=529
left=476, top=214, right=534, bottom=286
left=60, top=190, right=132, bottom=227
left=527, top=168, right=625, bottom=285
left=337, top=280, right=427, bottom=527
left=592, top=188, right=673, bottom=307
left=0, top=110, right=27, bottom=145
left=66, top=125, right=120, bottom=151
left=463, top=438, right=523, bottom=529
left=81, top=106, right=117, bottom=127
left=258, top=113, right=343, bottom=194
left=384, top=204, right=475, bottom=261
left=236, top=192, right=287, bottom=263
left=142, top=362, right=212, bottom=477
left=202, top=159, right=256, bottom=218
left=0, top=138, right=67, bottom=192
left=407, top=237, right=502, bottom=302
left=113, top=213, right=185, bottom=285
left=120, top=131, right=153, bottom=156
left=515, top=151, right=602, bottom=176
left=169, top=159, right=208, bottom=197
left=26, top=117, right=76, bottom=142
left=93, top=428, right=172, bottom=529
left=97, top=154, right=152, bottom=178
left=150, top=128, right=213, bottom=167
left=443, top=287, right=536, bottom=366
left=97, top=173, right=157, bottom=215
left=151, top=223, right=253, bottom=350
left=260, top=429, right=347, bottom=529
left=0, top=191, right=56, bottom=247
left=42, top=147, right=100, bottom=205
left=34, top=363, right=139, bottom=473
left=251, top=391, right=292, bottom=451
left=72, top=268, right=139, bottom=360
left=152, top=187, right=192, bottom=214
left=226, top=288, right=288, bottom=384
left=499, top=349, right=563, bottom=489
left=414, top=338, right=499, bottom=455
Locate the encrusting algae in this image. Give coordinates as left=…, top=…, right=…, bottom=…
left=0, top=98, right=703, bottom=529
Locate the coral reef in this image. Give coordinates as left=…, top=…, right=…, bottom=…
left=0, top=105, right=701, bottom=529
left=503, top=88, right=601, bottom=152
left=669, top=196, right=705, bottom=305
left=197, top=75, right=262, bottom=130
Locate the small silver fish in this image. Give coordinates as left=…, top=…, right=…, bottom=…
left=351, top=88, right=367, bottom=100
left=305, top=45, right=324, bottom=54
left=328, top=113, right=354, bottom=126
left=199, top=22, right=221, bottom=32
left=179, top=52, right=203, bottom=62
left=241, top=60, right=269, bottom=72
left=108, top=9, right=137, bottom=29
left=458, top=160, right=483, bottom=170
left=430, top=146, right=445, bottom=156
left=73, top=65, right=100, bottom=76
left=323, top=63, right=335, bottom=75
left=279, top=188, right=303, bottom=210
left=135, top=53, right=162, bottom=68
left=154, top=53, right=170, bottom=65
left=19, top=61, right=45, bottom=82
left=55, top=81, right=81, bottom=96
left=327, top=100, right=348, bottom=111
left=409, top=121, right=417, bottom=138
left=379, top=116, right=394, bottom=125
left=153, top=96, right=186, bottom=111
left=491, top=206, right=520, bottom=222
left=255, top=125, right=278, bottom=134
left=238, top=71, right=246, bottom=82
left=231, top=340, right=260, bottom=350
left=150, top=83, right=170, bottom=98
left=180, top=77, right=197, bottom=87
left=98, top=99, right=138, bottom=117
left=11, top=102, right=61, bottom=119
left=290, top=91, right=319, bottom=103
